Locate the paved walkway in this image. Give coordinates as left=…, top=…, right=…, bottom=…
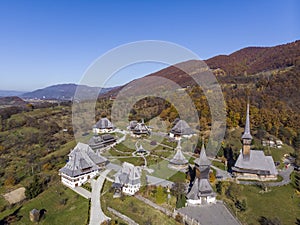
left=73, top=186, right=92, bottom=199
left=108, top=207, right=139, bottom=225
left=89, top=169, right=111, bottom=225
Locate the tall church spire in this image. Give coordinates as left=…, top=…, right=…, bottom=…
left=241, top=102, right=252, bottom=140
left=241, top=101, right=252, bottom=159
left=195, top=138, right=211, bottom=167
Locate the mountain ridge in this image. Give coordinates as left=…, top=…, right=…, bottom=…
left=0, top=90, right=26, bottom=97
left=103, top=40, right=300, bottom=98
left=21, top=83, right=116, bottom=100
left=205, top=40, right=300, bottom=75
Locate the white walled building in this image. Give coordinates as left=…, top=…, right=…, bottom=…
left=169, top=119, right=195, bottom=140
left=168, top=139, right=188, bottom=171
left=93, top=117, right=114, bottom=134
left=113, top=162, right=141, bottom=195
left=186, top=142, right=216, bottom=205
left=128, top=120, right=151, bottom=137
left=59, top=142, right=108, bottom=188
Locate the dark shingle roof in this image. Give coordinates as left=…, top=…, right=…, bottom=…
left=169, top=140, right=188, bottom=165
left=233, top=150, right=277, bottom=175
left=88, top=134, right=116, bottom=150
left=241, top=103, right=253, bottom=140
left=170, top=119, right=195, bottom=135
left=186, top=178, right=216, bottom=199
left=114, top=162, right=141, bottom=186
left=194, top=143, right=211, bottom=167
left=59, top=142, right=108, bottom=177
left=93, top=118, right=113, bottom=129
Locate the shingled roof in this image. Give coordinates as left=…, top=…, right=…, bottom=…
left=233, top=150, right=278, bottom=175
left=186, top=178, right=216, bottom=199
left=241, top=103, right=253, bottom=140
left=114, top=162, right=141, bottom=186
left=59, top=142, right=108, bottom=177
left=169, top=140, right=188, bottom=165
left=170, top=119, right=195, bottom=135
left=88, top=134, right=116, bottom=150
left=194, top=142, right=211, bottom=167
left=93, top=117, right=113, bottom=129
left=135, top=142, right=147, bottom=153
left=178, top=203, right=241, bottom=225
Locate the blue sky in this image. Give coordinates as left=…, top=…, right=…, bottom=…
left=0, top=0, right=299, bottom=91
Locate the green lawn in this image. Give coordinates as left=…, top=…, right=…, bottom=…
left=269, top=144, right=294, bottom=161
left=116, top=156, right=145, bottom=166
left=226, top=183, right=300, bottom=225
left=104, top=147, right=132, bottom=157
left=101, top=181, right=181, bottom=225
left=169, top=171, right=186, bottom=183
left=149, top=160, right=185, bottom=182
left=0, top=182, right=89, bottom=225
left=212, top=160, right=226, bottom=170
left=0, top=195, right=7, bottom=212
left=114, top=142, right=136, bottom=152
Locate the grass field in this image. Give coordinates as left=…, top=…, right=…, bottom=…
left=149, top=160, right=177, bottom=179
left=101, top=181, right=181, bottom=225
left=0, top=182, right=89, bottom=225
left=212, top=160, right=226, bottom=170
left=168, top=171, right=187, bottom=183
left=224, top=183, right=300, bottom=225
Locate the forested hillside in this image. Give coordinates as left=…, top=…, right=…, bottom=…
left=101, top=40, right=300, bottom=160
left=1, top=40, right=300, bottom=219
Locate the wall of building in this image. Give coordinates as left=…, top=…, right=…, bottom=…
left=60, top=170, right=99, bottom=188
left=122, top=184, right=141, bottom=195
left=234, top=172, right=277, bottom=181
left=93, top=128, right=113, bottom=134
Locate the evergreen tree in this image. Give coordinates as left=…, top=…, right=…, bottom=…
left=25, top=175, right=44, bottom=199
left=293, top=133, right=300, bottom=150
left=155, top=186, right=166, bottom=204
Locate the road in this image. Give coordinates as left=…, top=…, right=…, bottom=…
left=89, top=169, right=111, bottom=225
